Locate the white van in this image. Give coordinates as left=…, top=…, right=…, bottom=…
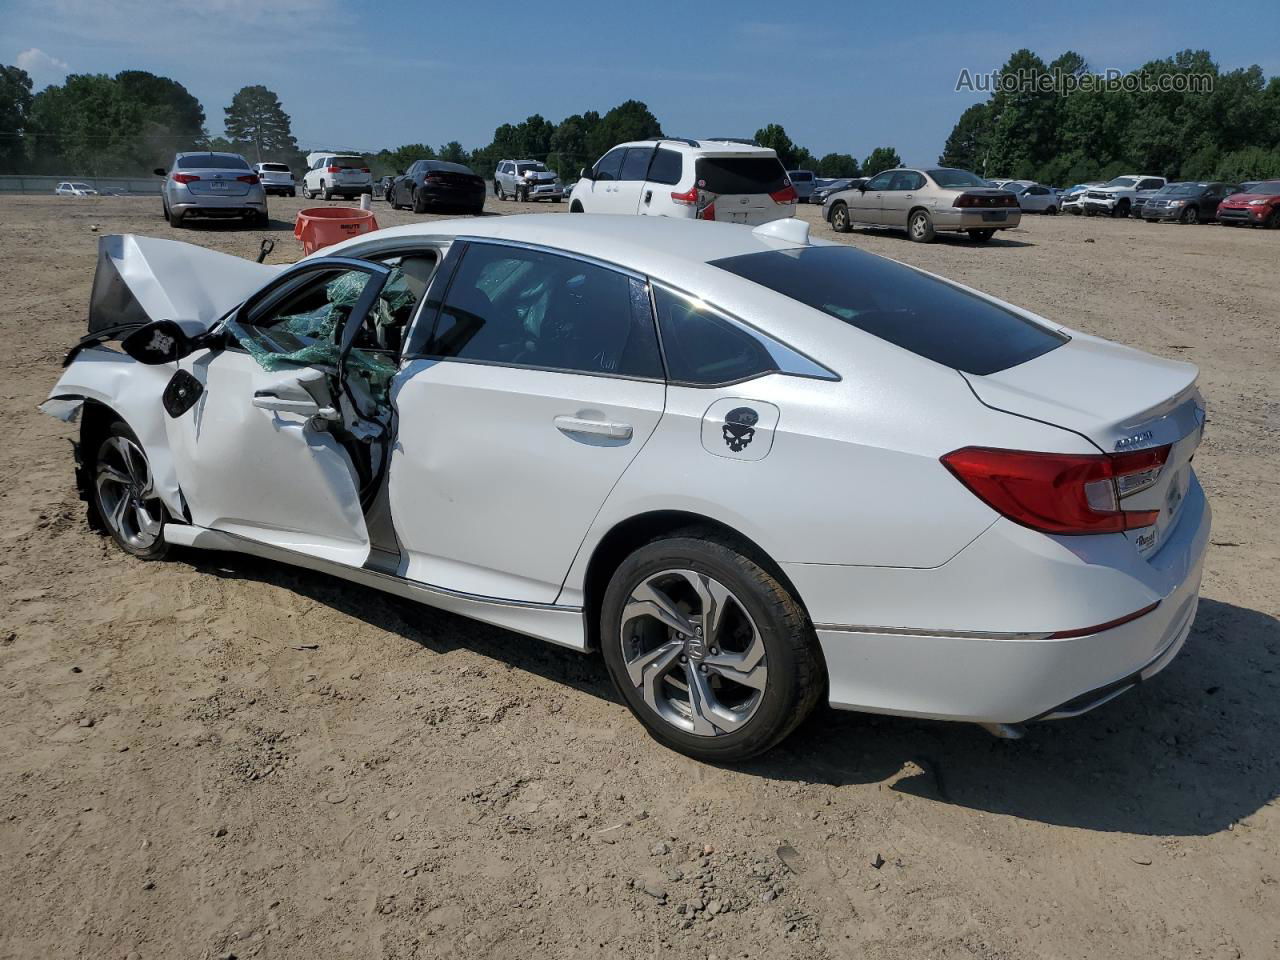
left=567, top=138, right=796, bottom=225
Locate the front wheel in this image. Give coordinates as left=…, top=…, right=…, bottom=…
left=829, top=201, right=850, bottom=233
left=1111, top=201, right=1129, bottom=218
left=89, top=420, right=169, bottom=561
left=908, top=209, right=935, bottom=243
left=600, top=534, right=824, bottom=762
left=1180, top=206, right=1199, bottom=224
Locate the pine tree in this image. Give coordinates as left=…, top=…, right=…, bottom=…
left=223, top=85, right=298, bottom=164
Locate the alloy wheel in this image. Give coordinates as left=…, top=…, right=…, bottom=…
left=95, top=435, right=164, bottom=550
left=619, top=569, right=767, bottom=737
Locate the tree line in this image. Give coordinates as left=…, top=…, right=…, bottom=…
left=939, top=49, right=1280, bottom=185
left=0, top=64, right=900, bottom=181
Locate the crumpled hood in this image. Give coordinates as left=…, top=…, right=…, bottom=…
left=87, top=234, right=282, bottom=336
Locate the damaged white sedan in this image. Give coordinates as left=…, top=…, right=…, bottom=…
left=44, top=214, right=1210, bottom=760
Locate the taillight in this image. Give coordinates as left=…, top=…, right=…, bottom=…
left=361, top=167, right=370, bottom=173
left=940, top=445, right=1172, bottom=535
left=770, top=184, right=798, bottom=204
left=670, top=185, right=699, bottom=205
left=699, top=202, right=716, bottom=221
left=954, top=193, right=1018, bottom=208
left=237, top=174, right=259, bottom=184
left=326, top=165, right=340, bottom=173
left=172, top=173, right=199, bottom=184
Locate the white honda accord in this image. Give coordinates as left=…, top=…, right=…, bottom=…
left=43, top=214, right=1210, bottom=760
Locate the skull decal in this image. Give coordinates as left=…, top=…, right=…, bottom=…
left=147, top=330, right=176, bottom=355
left=722, top=406, right=759, bottom=452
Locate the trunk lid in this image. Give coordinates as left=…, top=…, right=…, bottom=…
left=963, top=335, right=1205, bottom=557
left=186, top=170, right=253, bottom=196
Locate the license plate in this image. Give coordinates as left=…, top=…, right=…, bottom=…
left=210, top=181, right=226, bottom=191
left=982, top=211, right=1006, bottom=221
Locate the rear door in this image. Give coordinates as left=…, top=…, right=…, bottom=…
left=388, top=240, right=666, bottom=602
left=640, top=146, right=684, bottom=215
left=694, top=155, right=789, bottom=225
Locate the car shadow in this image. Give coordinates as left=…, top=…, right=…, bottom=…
left=848, top=227, right=1035, bottom=248
left=176, top=217, right=294, bottom=234
left=180, top=548, right=1278, bottom=837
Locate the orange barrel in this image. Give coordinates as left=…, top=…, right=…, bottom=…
left=293, top=206, right=379, bottom=255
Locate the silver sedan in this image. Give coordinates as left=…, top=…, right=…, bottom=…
left=155, top=151, right=268, bottom=228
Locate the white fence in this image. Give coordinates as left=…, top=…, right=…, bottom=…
left=0, top=175, right=161, bottom=195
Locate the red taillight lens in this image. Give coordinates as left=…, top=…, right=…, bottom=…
left=954, top=193, right=1018, bottom=208
left=326, top=165, right=340, bottom=173
left=172, top=173, right=199, bottom=184
left=770, top=184, right=798, bottom=204
left=237, top=174, right=260, bottom=184
left=670, top=185, right=699, bottom=205
left=941, top=445, right=1171, bottom=535
left=361, top=167, right=370, bottom=173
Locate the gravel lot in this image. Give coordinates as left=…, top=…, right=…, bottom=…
left=1, top=193, right=1277, bottom=960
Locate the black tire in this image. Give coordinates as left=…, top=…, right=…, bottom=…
left=968, top=228, right=996, bottom=242
left=471, top=206, right=484, bottom=216
left=322, top=182, right=333, bottom=201
left=497, top=183, right=507, bottom=200
left=829, top=201, right=851, bottom=233
left=168, top=205, right=184, bottom=228
left=908, top=209, right=935, bottom=243
left=412, top=188, right=427, bottom=214
left=1111, top=200, right=1130, bottom=218
left=493, top=181, right=501, bottom=197
left=600, top=533, right=824, bottom=762
left=87, top=420, right=170, bottom=561
left=254, top=209, right=270, bottom=227
left=552, top=197, right=562, bottom=203
left=570, top=201, right=584, bottom=212
left=1045, top=205, right=1058, bottom=216
left=1180, top=205, right=1199, bottom=225
left=1267, top=208, right=1280, bottom=229
left=161, top=197, right=169, bottom=220
left=289, top=188, right=297, bottom=198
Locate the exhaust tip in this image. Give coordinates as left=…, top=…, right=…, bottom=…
left=977, top=722, right=1026, bottom=740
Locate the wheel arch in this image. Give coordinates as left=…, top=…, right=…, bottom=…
left=573, top=509, right=814, bottom=654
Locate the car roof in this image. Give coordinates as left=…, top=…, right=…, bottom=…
left=612, top=138, right=776, bottom=156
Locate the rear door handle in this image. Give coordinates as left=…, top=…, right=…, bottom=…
left=643, top=190, right=652, bottom=204
left=554, top=415, right=632, bottom=440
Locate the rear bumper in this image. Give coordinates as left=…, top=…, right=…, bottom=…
left=933, top=208, right=1022, bottom=231
left=172, top=195, right=266, bottom=216
left=417, top=186, right=487, bottom=208
left=791, top=475, right=1210, bottom=724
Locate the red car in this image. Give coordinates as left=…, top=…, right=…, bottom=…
left=1215, top=180, right=1280, bottom=227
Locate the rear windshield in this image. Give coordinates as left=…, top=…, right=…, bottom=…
left=709, top=246, right=1068, bottom=376
left=426, top=161, right=477, bottom=175
left=259, top=163, right=291, bottom=172
left=329, top=157, right=366, bottom=168
left=178, top=153, right=249, bottom=170
left=695, top=157, right=788, bottom=195
left=927, top=168, right=988, bottom=188
left=789, top=170, right=814, bottom=181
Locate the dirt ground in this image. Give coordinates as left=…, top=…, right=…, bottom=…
left=1, top=192, right=1277, bottom=960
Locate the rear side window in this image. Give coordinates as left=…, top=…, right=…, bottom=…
left=695, top=157, right=788, bottom=195
left=620, top=147, right=654, bottom=181
left=427, top=243, right=663, bottom=378
left=652, top=286, right=778, bottom=385
left=709, top=246, right=1068, bottom=376
left=647, top=148, right=683, bottom=185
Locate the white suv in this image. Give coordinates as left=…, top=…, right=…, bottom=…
left=567, top=138, right=797, bottom=225
left=302, top=153, right=372, bottom=201
left=254, top=162, right=297, bottom=197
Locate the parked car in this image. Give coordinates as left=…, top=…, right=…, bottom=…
left=44, top=214, right=1210, bottom=760
left=1060, top=183, right=1102, bottom=215
left=494, top=160, right=563, bottom=202
left=999, top=181, right=1061, bottom=214
left=787, top=169, right=816, bottom=202
left=386, top=159, right=486, bottom=215
left=1236, top=181, right=1260, bottom=195
left=568, top=137, right=796, bottom=225
left=374, top=175, right=397, bottom=200
left=823, top=167, right=1021, bottom=242
left=302, top=153, right=372, bottom=201
left=1215, top=180, right=1280, bottom=228
left=55, top=181, right=98, bottom=196
left=252, top=162, right=296, bottom=197
left=154, top=151, right=267, bottom=228
left=1082, top=175, right=1166, bottom=218
left=1140, top=182, right=1238, bottom=224
left=811, top=177, right=862, bottom=205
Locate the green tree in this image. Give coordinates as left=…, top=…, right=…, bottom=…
left=223, top=85, right=298, bottom=164
left=817, top=152, right=859, bottom=177
left=938, top=102, right=989, bottom=171
left=862, top=146, right=902, bottom=176
left=438, top=140, right=466, bottom=163
left=586, top=100, right=661, bottom=160
left=754, top=123, right=798, bottom=168
left=0, top=64, right=34, bottom=172
left=548, top=112, right=596, bottom=176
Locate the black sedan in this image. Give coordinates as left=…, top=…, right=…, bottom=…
left=387, top=160, right=486, bottom=215
left=1140, top=181, right=1239, bottom=224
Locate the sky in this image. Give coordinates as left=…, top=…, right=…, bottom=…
left=6, top=0, right=1280, bottom=165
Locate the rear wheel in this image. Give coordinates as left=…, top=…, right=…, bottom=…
left=1045, top=205, right=1058, bottom=216
left=600, top=534, right=824, bottom=762
left=253, top=209, right=269, bottom=227
left=830, top=201, right=850, bottom=233
left=1180, top=205, right=1199, bottom=224
left=289, top=188, right=296, bottom=198
left=968, top=228, right=995, bottom=242
left=168, top=205, right=184, bottom=228
left=89, top=421, right=169, bottom=561
left=321, top=181, right=333, bottom=201
left=412, top=188, right=427, bottom=214
left=570, top=201, right=584, bottom=212
left=908, top=209, right=935, bottom=243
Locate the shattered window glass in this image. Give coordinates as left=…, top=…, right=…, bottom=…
left=227, top=268, right=412, bottom=400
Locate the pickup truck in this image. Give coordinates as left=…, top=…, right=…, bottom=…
left=1083, top=175, right=1167, bottom=218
